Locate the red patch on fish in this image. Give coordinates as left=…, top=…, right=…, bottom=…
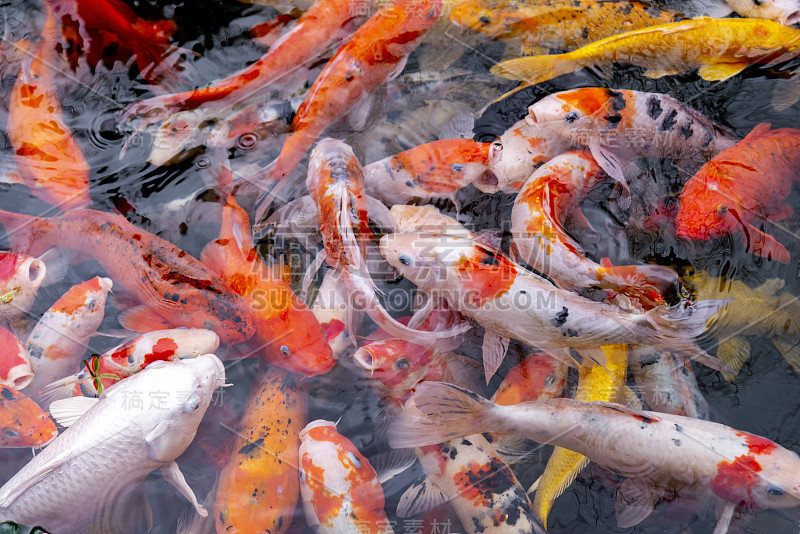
left=453, top=457, right=515, bottom=506
left=142, top=337, right=179, bottom=367
left=454, top=247, right=516, bottom=307
left=0, top=253, right=19, bottom=282
left=737, top=431, right=778, bottom=455
left=322, top=318, right=346, bottom=341
left=710, top=455, right=762, bottom=507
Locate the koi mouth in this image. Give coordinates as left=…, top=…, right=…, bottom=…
left=353, top=348, right=378, bottom=372
left=784, top=11, right=800, bottom=25
left=474, top=170, right=499, bottom=193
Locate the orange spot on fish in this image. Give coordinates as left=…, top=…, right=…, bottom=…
left=710, top=455, right=763, bottom=507
left=454, top=248, right=516, bottom=307
left=737, top=431, right=778, bottom=455
left=53, top=278, right=103, bottom=315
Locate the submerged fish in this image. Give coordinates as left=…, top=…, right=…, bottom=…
left=629, top=345, right=709, bottom=418
left=675, top=122, right=800, bottom=264
left=0, top=252, right=47, bottom=325
left=0, top=326, right=33, bottom=391
left=492, top=18, right=800, bottom=93
left=0, top=354, right=225, bottom=533
left=0, top=209, right=255, bottom=344
left=392, top=382, right=800, bottom=530
left=0, top=386, right=57, bottom=448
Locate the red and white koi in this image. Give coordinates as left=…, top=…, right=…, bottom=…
left=299, top=420, right=394, bottom=534
left=0, top=252, right=47, bottom=324
left=0, top=208, right=255, bottom=345
left=310, top=269, right=352, bottom=359
left=380, top=232, right=728, bottom=381
left=510, top=150, right=677, bottom=306
left=363, top=139, right=491, bottom=205
left=306, top=138, right=469, bottom=348
left=392, top=382, right=800, bottom=530
left=0, top=326, right=33, bottom=390
left=39, top=328, right=219, bottom=401
left=0, top=385, right=57, bottom=448
left=24, top=277, right=112, bottom=395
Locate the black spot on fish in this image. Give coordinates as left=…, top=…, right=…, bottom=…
left=647, top=96, right=662, bottom=119
left=502, top=499, right=523, bottom=526
left=640, top=352, right=661, bottom=367
left=603, top=90, right=626, bottom=126
left=461, top=438, right=473, bottom=446
left=479, top=15, right=491, bottom=24
left=581, top=26, right=590, bottom=39
left=660, top=109, right=678, bottom=131
left=673, top=439, right=682, bottom=446
left=674, top=424, right=684, bottom=432
left=566, top=328, right=579, bottom=337
left=480, top=251, right=499, bottom=266
left=551, top=307, right=569, bottom=327
left=238, top=438, right=264, bottom=456
left=472, top=517, right=486, bottom=533
left=606, top=114, right=622, bottom=125
left=0, top=387, right=13, bottom=401
left=679, top=121, right=693, bottom=139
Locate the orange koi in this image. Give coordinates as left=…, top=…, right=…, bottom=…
left=675, top=122, right=800, bottom=264
left=24, top=277, right=112, bottom=395
left=0, top=386, right=57, bottom=448
left=363, top=139, right=491, bottom=205
left=299, top=420, right=393, bottom=533
left=0, top=209, right=255, bottom=345
left=264, top=0, right=443, bottom=191
left=7, top=4, right=90, bottom=210
left=200, top=197, right=334, bottom=376
left=0, top=327, right=33, bottom=391
left=215, top=366, right=307, bottom=534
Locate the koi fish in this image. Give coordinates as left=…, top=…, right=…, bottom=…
left=0, top=386, right=57, bottom=448
left=629, top=346, right=709, bottom=419
left=510, top=150, right=678, bottom=307
left=0, top=252, right=47, bottom=324
left=530, top=345, right=628, bottom=528
left=215, top=367, right=307, bottom=534
left=306, top=138, right=469, bottom=348
left=24, top=277, right=112, bottom=396
left=675, top=123, right=800, bottom=264
left=310, top=268, right=352, bottom=359
left=392, top=382, right=800, bottom=530
left=481, top=117, right=574, bottom=194
left=450, top=0, right=682, bottom=52
left=119, top=0, right=363, bottom=125
left=721, top=0, right=800, bottom=24
left=684, top=272, right=800, bottom=378
left=491, top=18, right=800, bottom=95
left=6, top=4, right=90, bottom=210
left=263, top=0, right=443, bottom=191
left=363, top=139, right=491, bottom=205
left=0, top=355, right=225, bottom=532
left=389, top=204, right=473, bottom=239
left=38, top=328, right=220, bottom=401
left=50, top=0, right=181, bottom=85
left=200, top=197, right=334, bottom=375
left=380, top=231, right=728, bottom=381
left=0, top=326, right=33, bottom=391
left=0, top=209, right=255, bottom=345
left=299, top=420, right=394, bottom=533
left=525, top=89, right=737, bottom=184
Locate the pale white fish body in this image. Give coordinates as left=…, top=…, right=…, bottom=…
left=480, top=118, right=574, bottom=194
left=389, top=204, right=473, bottom=238
left=0, top=354, right=225, bottom=533
left=310, top=269, right=352, bottom=359
left=25, top=277, right=113, bottom=394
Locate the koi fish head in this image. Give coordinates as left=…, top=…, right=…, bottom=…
left=0, top=325, right=32, bottom=390
left=353, top=339, right=436, bottom=395
left=675, top=176, right=739, bottom=241
left=722, top=0, right=800, bottom=25
left=527, top=88, right=631, bottom=136
left=0, top=252, right=46, bottom=322
left=148, top=110, right=208, bottom=166
left=492, top=352, right=567, bottom=405
left=0, top=386, right=57, bottom=448
left=710, top=432, right=800, bottom=509
left=266, top=319, right=335, bottom=377
left=379, top=232, right=453, bottom=291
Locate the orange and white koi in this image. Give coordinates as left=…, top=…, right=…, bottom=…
left=0, top=252, right=46, bottom=324
left=0, top=386, right=57, bottom=448
left=24, top=277, right=112, bottom=395
left=510, top=150, right=677, bottom=307
left=119, top=0, right=363, bottom=125
left=363, top=139, right=491, bottom=205
left=524, top=88, right=737, bottom=184
left=0, top=326, right=33, bottom=391
left=0, top=209, right=255, bottom=345
left=39, top=328, right=219, bottom=401
left=380, top=232, right=728, bottom=381
left=215, top=366, right=307, bottom=534
left=392, top=382, right=800, bottom=530
left=264, top=0, right=443, bottom=189
left=200, top=197, right=334, bottom=376
left=306, top=138, right=469, bottom=348
left=480, top=117, right=574, bottom=194
left=299, top=420, right=393, bottom=534
left=6, top=4, right=90, bottom=210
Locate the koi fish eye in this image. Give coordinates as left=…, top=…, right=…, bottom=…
left=753, top=0, right=762, bottom=5
left=192, top=402, right=201, bottom=412
left=4, top=429, right=19, bottom=438
left=767, top=486, right=784, bottom=496
left=451, top=163, right=465, bottom=172
left=280, top=345, right=291, bottom=357
left=398, top=255, right=412, bottom=266
left=394, top=357, right=410, bottom=370
left=716, top=204, right=728, bottom=216
left=565, top=111, right=579, bottom=123
left=545, top=374, right=556, bottom=386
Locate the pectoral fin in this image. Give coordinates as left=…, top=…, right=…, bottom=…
left=162, top=460, right=207, bottom=517
left=118, top=306, right=172, bottom=332
left=589, top=143, right=633, bottom=208
left=773, top=338, right=800, bottom=374
left=740, top=225, right=790, bottom=264
left=482, top=330, right=510, bottom=384
left=716, top=336, right=751, bottom=381
left=615, top=477, right=660, bottom=528
left=372, top=448, right=418, bottom=484
left=49, top=396, right=99, bottom=427
left=642, top=66, right=685, bottom=79
left=697, top=63, right=750, bottom=82
left=396, top=477, right=448, bottom=518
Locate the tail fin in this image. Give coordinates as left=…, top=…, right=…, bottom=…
left=490, top=53, right=578, bottom=86
left=389, top=382, right=494, bottom=449
left=532, top=448, right=590, bottom=527
left=637, top=299, right=733, bottom=374
left=34, top=373, right=87, bottom=407
left=0, top=210, right=43, bottom=255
